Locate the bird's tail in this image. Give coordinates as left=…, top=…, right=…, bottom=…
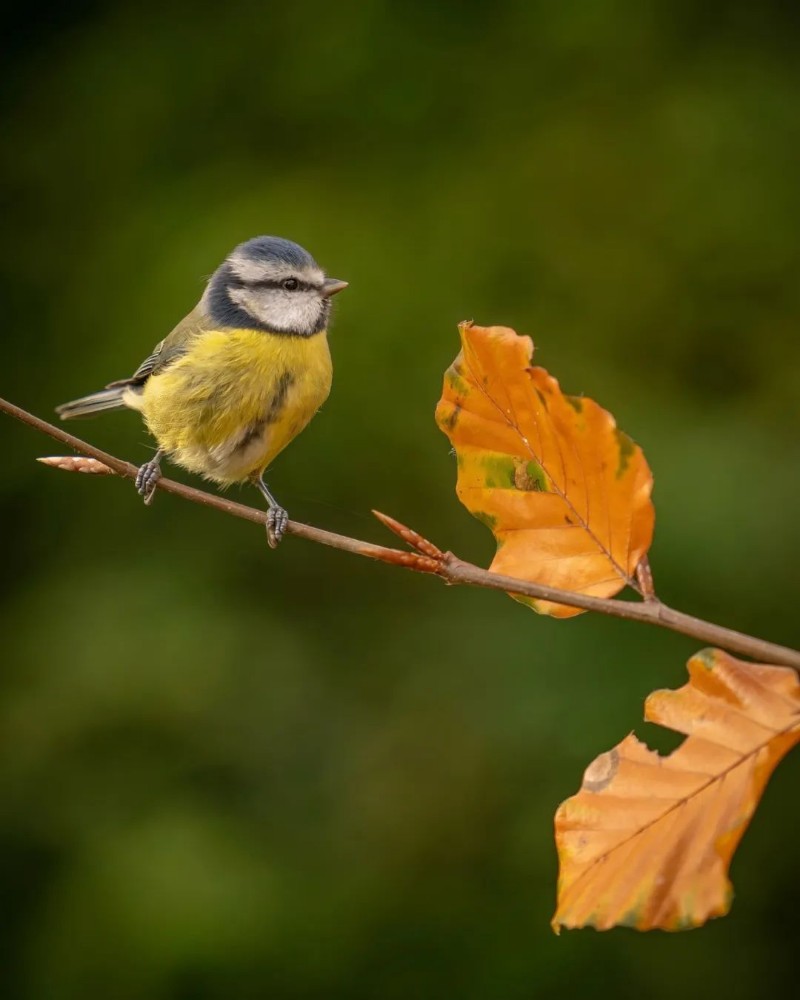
left=56, top=387, right=128, bottom=420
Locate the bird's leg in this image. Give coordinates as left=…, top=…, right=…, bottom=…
left=135, top=449, right=164, bottom=506
left=254, top=474, right=289, bottom=548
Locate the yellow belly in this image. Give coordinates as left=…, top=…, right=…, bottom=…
left=132, top=328, right=332, bottom=484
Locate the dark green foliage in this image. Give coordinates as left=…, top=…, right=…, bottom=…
left=2, top=1, right=799, bottom=997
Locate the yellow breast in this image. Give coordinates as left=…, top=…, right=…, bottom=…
left=136, top=327, right=332, bottom=484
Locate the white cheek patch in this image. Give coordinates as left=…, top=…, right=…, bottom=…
left=283, top=291, right=326, bottom=334
left=230, top=286, right=324, bottom=335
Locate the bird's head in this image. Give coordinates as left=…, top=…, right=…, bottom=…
left=204, top=236, right=347, bottom=336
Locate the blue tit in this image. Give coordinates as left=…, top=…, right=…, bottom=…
left=56, top=236, right=347, bottom=546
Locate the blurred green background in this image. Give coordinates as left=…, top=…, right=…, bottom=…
left=2, top=1, right=799, bottom=997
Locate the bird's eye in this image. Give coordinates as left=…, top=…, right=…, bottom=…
left=282, top=277, right=299, bottom=291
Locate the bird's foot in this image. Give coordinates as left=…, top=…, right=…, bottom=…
left=135, top=453, right=163, bottom=506
left=265, top=505, right=289, bottom=548
left=253, top=474, right=288, bottom=548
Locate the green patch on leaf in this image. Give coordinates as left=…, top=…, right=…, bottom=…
left=615, top=428, right=635, bottom=478
left=668, top=888, right=720, bottom=930
left=615, top=887, right=655, bottom=930
left=565, top=395, right=583, bottom=413
left=478, top=454, right=516, bottom=489
left=695, top=648, right=718, bottom=670
left=514, top=458, right=548, bottom=492
left=473, top=510, right=498, bottom=530
left=439, top=403, right=461, bottom=432
left=445, top=367, right=472, bottom=398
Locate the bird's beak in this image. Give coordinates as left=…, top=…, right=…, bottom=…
left=322, top=278, right=348, bottom=298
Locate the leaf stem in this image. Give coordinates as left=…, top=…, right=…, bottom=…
left=3, top=395, right=799, bottom=672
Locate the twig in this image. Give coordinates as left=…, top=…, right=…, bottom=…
left=3, top=395, right=799, bottom=672
left=2, top=399, right=450, bottom=570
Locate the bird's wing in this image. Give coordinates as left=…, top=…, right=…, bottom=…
left=105, top=307, right=207, bottom=389
left=107, top=342, right=166, bottom=387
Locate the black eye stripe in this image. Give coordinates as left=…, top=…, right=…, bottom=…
left=230, top=277, right=317, bottom=292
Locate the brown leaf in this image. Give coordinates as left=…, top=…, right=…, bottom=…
left=553, top=648, right=800, bottom=932
left=435, top=322, right=654, bottom=617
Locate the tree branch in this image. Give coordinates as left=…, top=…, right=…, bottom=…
left=3, top=395, right=799, bottom=672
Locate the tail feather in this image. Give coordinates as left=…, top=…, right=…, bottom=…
left=56, top=387, right=127, bottom=419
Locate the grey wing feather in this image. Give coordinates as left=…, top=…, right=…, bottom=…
left=104, top=306, right=207, bottom=389
left=56, top=306, right=206, bottom=421
left=105, top=341, right=166, bottom=388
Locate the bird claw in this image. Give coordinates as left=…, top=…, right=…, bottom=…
left=266, top=505, right=288, bottom=548
left=135, top=457, right=162, bottom=505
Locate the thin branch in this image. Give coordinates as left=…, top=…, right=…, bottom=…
left=3, top=395, right=799, bottom=672
left=3, top=398, right=444, bottom=570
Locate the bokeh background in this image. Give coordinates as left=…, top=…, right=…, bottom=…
left=2, top=1, right=799, bottom=997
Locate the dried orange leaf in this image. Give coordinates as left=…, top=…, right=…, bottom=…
left=435, top=322, right=654, bottom=617
left=553, top=648, right=800, bottom=932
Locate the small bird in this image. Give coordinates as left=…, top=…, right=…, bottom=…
left=57, top=236, right=347, bottom=546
